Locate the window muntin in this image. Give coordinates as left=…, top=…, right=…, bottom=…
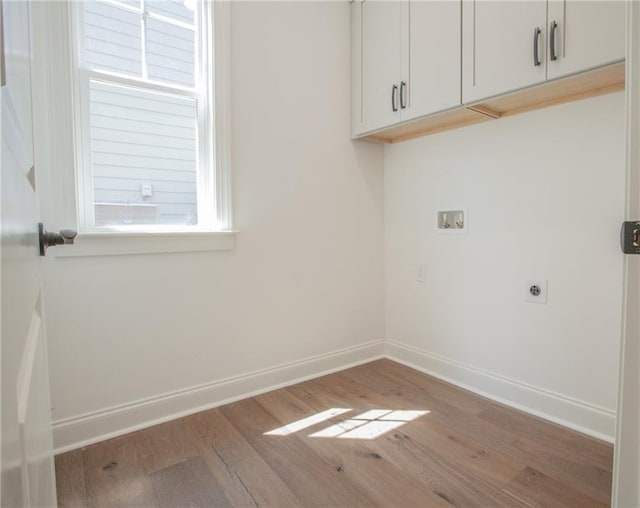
left=74, top=0, right=213, bottom=231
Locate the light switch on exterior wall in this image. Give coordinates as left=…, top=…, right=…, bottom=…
left=416, top=263, right=426, bottom=283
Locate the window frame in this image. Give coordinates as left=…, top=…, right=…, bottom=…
left=69, top=0, right=230, bottom=235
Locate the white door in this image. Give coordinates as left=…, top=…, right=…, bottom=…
left=612, top=2, right=640, bottom=506
left=547, top=0, right=625, bottom=80
left=1, top=1, right=57, bottom=507
left=361, top=0, right=401, bottom=132
left=462, top=0, right=547, bottom=103
left=400, top=0, right=461, bottom=122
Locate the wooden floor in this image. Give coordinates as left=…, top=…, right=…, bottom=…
left=55, top=359, right=613, bottom=507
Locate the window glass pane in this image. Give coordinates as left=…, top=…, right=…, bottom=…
left=117, top=0, right=140, bottom=7
left=83, top=1, right=142, bottom=77
left=146, top=17, right=195, bottom=87
left=147, top=0, right=195, bottom=25
left=88, top=81, right=198, bottom=227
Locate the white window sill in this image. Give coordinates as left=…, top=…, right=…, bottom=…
left=50, top=230, right=237, bottom=258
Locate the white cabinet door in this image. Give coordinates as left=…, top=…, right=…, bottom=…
left=547, top=0, right=625, bottom=80
left=351, top=0, right=365, bottom=136
left=361, top=0, right=401, bottom=132
left=400, top=0, right=461, bottom=122
left=463, top=0, right=547, bottom=103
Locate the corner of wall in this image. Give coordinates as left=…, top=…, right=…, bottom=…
left=384, top=339, right=616, bottom=442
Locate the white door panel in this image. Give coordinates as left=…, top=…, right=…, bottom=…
left=2, top=0, right=33, bottom=166
left=401, top=0, right=461, bottom=121
left=547, top=0, right=625, bottom=80
left=18, top=308, right=56, bottom=508
left=1, top=0, right=56, bottom=506
left=612, top=2, right=640, bottom=506
left=463, top=0, right=547, bottom=103
left=351, top=0, right=365, bottom=136
left=361, top=0, right=401, bottom=132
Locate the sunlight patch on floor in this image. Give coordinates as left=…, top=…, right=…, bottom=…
left=264, top=407, right=352, bottom=436
left=264, top=408, right=429, bottom=440
left=309, top=409, right=430, bottom=440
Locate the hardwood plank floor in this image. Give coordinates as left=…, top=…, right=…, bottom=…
left=150, top=457, right=231, bottom=508
left=55, top=359, right=613, bottom=507
left=55, top=449, right=87, bottom=507
left=184, top=409, right=300, bottom=507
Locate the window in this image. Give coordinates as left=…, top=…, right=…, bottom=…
left=71, top=0, right=228, bottom=232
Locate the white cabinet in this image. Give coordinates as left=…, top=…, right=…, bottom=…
left=353, top=0, right=625, bottom=141
left=462, top=0, right=625, bottom=104
left=401, top=1, right=462, bottom=123
left=361, top=0, right=402, bottom=133
left=351, top=0, right=364, bottom=135
left=352, top=0, right=461, bottom=136
left=462, top=1, right=548, bottom=103
left=546, top=1, right=625, bottom=80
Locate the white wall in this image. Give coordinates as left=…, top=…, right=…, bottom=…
left=43, top=2, right=626, bottom=450
left=385, top=93, right=626, bottom=440
left=44, top=1, right=385, bottom=451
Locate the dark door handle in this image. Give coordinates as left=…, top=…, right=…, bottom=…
left=400, top=81, right=407, bottom=109
left=391, top=84, right=398, bottom=112
left=550, top=20, right=558, bottom=61
left=39, top=223, right=78, bottom=256
left=533, top=27, right=542, bottom=66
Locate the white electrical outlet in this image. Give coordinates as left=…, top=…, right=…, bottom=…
left=416, top=263, right=426, bottom=283
left=525, top=280, right=548, bottom=304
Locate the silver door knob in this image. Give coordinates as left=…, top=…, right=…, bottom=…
left=38, top=223, right=77, bottom=256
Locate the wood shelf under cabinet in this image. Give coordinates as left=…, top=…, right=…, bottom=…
left=358, top=62, right=625, bottom=144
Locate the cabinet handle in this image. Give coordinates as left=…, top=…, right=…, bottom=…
left=400, top=81, right=407, bottom=109
left=533, top=27, right=542, bottom=66
left=391, top=84, right=398, bottom=112
left=550, top=20, right=558, bottom=61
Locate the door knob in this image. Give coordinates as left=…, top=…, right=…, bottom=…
left=38, top=223, right=77, bottom=256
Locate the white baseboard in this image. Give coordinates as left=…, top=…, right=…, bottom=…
left=53, top=340, right=385, bottom=454
left=53, top=338, right=617, bottom=453
left=385, top=340, right=616, bottom=443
